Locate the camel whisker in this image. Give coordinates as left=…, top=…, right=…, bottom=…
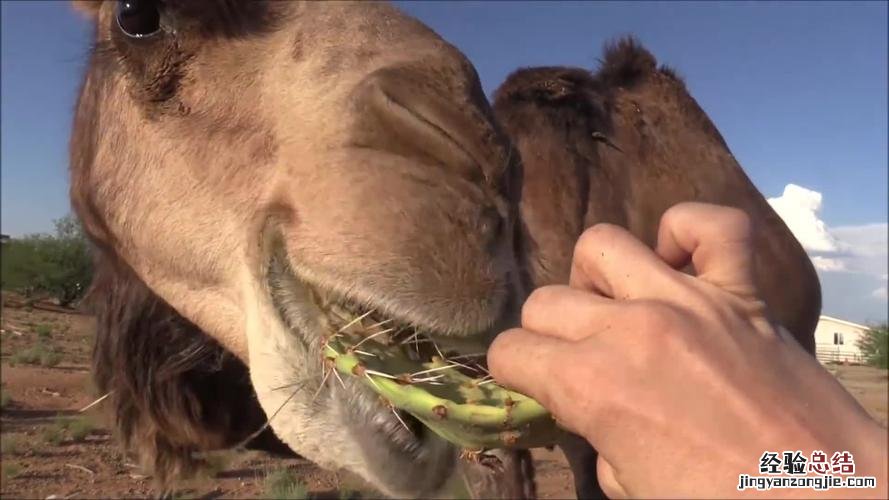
left=233, top=378, right=311, bottom=451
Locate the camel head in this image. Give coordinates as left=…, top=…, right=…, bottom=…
left=70, top=1, right=524, bottom=496
left=493, top=39, right=821, bottom=349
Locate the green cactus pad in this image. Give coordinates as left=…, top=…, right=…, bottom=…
left=322, top=330, right=561, bottom=450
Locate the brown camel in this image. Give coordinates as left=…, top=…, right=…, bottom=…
left=492, top=38, right=821, bottom=498
left=68, top=2, right=820, bottom=498
left=494, top=40, right=820, bottom=349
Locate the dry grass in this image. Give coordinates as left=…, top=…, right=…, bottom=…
left=68, top=417, right=95, bottom=442
left=41, top=420, right=68, bottom=446
left=1, top=435, right=22, bottom=455
left=36, top=417, right=96, bottom=445
left=10, top=343, right=62, bottom=367
left=196, top=450, right=233, bottom=479
left=264, top=468, right=308, bottom=499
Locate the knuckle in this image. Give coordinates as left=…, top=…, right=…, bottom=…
left=660, top=203, right=684, bottom=227
left=575, top=223, right=622, bottom=256
left=521, top=286, right=561, bottom=326
left=720, top=207, right=753, bottom=236
left=487, top=328, right=523, bottom=369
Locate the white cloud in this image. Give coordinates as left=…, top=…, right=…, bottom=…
left=767, top=184, right=841, bottom=253
left=767, top=184, right=887, bottom=324
left=809, top=256, right=846, bottom=272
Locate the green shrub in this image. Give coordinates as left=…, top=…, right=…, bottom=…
left=68, top=417, right=95, bottom=442
left=857, top=323, right=888, bottom=369
left=1, top=435, right=22, bottom=455
left=264, top=468, right=309, bottom=499
left=0, top=390, right=10, bottom=409
left=39, top=350, right=62, bottom=367
left=0, top=215, right=92, bottom=307
left=2, top=462, right=22, bottom=480
left=41, top=422, right=66, bottom=446
left=10, top=343, right=61, bottom=367
left=35, top=324, right=52, bottom=339
left=10, top=346, right=41, bottom=365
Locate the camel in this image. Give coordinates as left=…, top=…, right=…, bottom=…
left=68, top=2, right=820, bottom=498
left=494, top=43, right=820, bottom=348
left=492, top=39, right=821, bottom=497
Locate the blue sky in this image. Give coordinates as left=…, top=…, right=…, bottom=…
left=1, top=1, right=886, bottom=323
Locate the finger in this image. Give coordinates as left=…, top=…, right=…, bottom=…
left=655, top=203, right=757, bottom=296
left=597, top=455, right=630, bottom=499
left=487, top=328, right=571, bottom=409
left=521, top=285, right=621, bottom=341
left=568, top=223, right=678, bottom=300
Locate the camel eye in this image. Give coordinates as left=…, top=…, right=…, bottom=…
left=116, top=0, right=161, bottom=38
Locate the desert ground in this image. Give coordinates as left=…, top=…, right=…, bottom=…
left=1, top=293, right=885, bottom=499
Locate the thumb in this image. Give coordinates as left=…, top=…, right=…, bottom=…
left=655, top=202, right=758, bottom=298
left=597, top=455, right=630, bottom=499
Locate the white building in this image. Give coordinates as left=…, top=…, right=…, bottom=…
left=814, top=315, right=871, bottom=364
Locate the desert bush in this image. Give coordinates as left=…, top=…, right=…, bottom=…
left=39, top=350, right=62, bottom=367
left=0, top=389, right=10, bottom=409
left=1, top=435, right=22, bottom=455
left=264, top=468, right=309, bottom=499
left=0, top=237, right=46, bottom=298
left=41, top=422, right=67, bottom=446
left=34, top=324, right=52, bottom=339
left=68, top=417, right=95, bottom=442
left=2, top=462, right=22, bottom=480
left=10, top=346, right=42, bottom=365
left=10, top=343, right=61, bottom=367
left=857, top=323, right=888, bottom=369
left=0, top=215, right=92, bottom=307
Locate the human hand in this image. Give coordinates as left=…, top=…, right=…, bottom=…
left=488, top=202, right=887, bottom=498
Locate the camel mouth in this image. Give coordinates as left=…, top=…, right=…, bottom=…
left=264, top=242, right=485, bottom=488
left=260, top=235, right=557, bottom=494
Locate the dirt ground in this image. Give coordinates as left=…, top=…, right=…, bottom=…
left=1, top=294, right=886, bottom=499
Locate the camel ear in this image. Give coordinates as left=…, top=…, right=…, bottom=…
left=71, top=1, right=101, bottom=18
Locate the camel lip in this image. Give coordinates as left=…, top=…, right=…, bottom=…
left=264, top=240, right=491, bottom=383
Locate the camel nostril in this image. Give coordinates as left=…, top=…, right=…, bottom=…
left=351, top=66, right=506, bottom=185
